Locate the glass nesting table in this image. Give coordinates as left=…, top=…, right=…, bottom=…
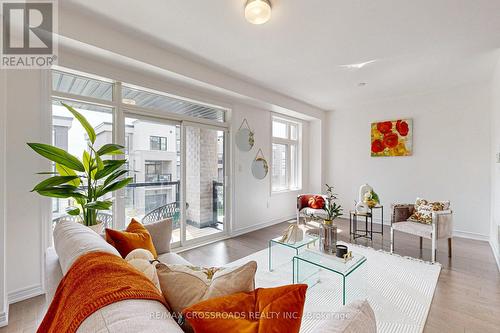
left=268, top=234, right=319, bottom=272
left=293, top=250, right=367, bottom=305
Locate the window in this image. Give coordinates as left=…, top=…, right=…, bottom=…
left=272, top=117, right=301, bottom=192
left=150, top=136, right=168, bottom=151
left=145, top=160, right=171, bottom=182
left=51, top=68, right=228, bottom=246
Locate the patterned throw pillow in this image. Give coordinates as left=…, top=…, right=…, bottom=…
left=156, top=261, right=257, bottom=315
left=408, top=198, right=450, bottom=224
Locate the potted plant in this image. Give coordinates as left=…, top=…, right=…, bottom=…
left=28, top=103, right=133, bottom=233
left=306, top=184, right=343, bottom=253
left=323, top=184, right=343, bottom=225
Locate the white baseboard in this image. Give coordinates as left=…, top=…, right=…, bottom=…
left=231, top=215, right=296, bottom=237
left=452, top=230, right=489, bottom=241
left=490, top=240, right=500, bottom=272
left=8, top=284, right=44, bottom=304
left=0, top=311, right=7, bottom=328
left=174, top=215, right=296, bottom=254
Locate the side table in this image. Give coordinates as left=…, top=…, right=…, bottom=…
left=349, top=205, right=384, bottom=240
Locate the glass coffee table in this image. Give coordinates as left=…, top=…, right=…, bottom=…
left=268, top=234, right=318, bottom=272
left=293, top=250, right=366, bottom=305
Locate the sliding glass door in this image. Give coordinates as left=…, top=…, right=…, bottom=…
left=121, top=115, right=227, bottom=247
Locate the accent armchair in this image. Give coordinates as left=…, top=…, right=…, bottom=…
left=297, top=194, right=328, bottom=225
left=390, top=203, right=453, bottom=263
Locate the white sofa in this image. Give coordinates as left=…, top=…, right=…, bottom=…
left=45, top=220, right=376, bottom=333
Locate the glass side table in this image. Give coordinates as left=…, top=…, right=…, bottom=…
left=268, top=234, right=318, bottom=272
left=293, top=250, right=367, bottom=305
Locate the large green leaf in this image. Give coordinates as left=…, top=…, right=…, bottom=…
left=97, top=144, right=125, bottom=156
left=103, top=169, right=128, bottom=187
left=61, top=102, right=96, bottom=144
left=66, top=206, right=81, bottom=216
left=95, top=160, right=127, bottom=180
left=83, top=150, right=92, bottom=173
left=56, top=163, right=81, bottom=187
left=36, top=186, right=87, bottom=199
left=32, top=176, right=80, bottom=192
left=85, top=200, right=113, bottom=210
left=27, top=143, right=85, bottom=172
left=97, top=177, right=133, bottom=197
left=95, top=152, right=104, bottom=171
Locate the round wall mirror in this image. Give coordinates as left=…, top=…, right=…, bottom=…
left=235, top=128, right=254, bottom=152
left=251, top=153, right=268, bottom=180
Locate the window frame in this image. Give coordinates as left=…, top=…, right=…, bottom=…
left=150, top=135, right=168, bottom=151
left=271, top=115, right=302, bottom=193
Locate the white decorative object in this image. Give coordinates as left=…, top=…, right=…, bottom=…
left=125, top=249, right=161, bottom=291
left=280, top=223, right=304, bottom=243
left=356, top=183, right=373, bottom=214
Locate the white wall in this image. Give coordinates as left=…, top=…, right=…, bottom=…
left=490, top=58, right=500, bottom=267
left=327, top=82, right=491, bottom=239
left=0, top=69, right=8, bottom=326
left=231, top=104, right=311, bottom=234
left=3, top=70, right=49, bottom=303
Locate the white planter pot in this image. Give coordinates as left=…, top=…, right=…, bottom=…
left=87, top=222, right=104, bottom=234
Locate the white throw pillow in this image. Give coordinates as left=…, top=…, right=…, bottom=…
left=53, top=220, right=120, bottom=274
left=125, top=249, right=161, bottom=291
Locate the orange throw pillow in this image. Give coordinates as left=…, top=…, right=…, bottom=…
left=308, top=195, right=325, bottom=209
left=182, top=284, right=307, bottom=333
left=105, top=219, right=158, bottom=258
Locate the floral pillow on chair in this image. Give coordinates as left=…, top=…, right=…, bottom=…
left=408, top=198, right=450, bottom=224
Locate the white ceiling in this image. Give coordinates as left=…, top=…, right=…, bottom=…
left=62, top=0, right=500, bottom=110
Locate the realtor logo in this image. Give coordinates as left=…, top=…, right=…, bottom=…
left=1, top=0, right=58, bottom=68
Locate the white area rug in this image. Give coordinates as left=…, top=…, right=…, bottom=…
left=228, top=241, right=441, bottom=333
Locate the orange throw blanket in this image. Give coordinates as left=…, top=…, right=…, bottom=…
left=38, top=251, right=167, bottom=333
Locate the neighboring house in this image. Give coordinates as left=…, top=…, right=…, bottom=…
left=95, top=120, right=179, bottom=220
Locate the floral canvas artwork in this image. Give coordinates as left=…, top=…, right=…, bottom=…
left=371, top=119, right=412, bottom=157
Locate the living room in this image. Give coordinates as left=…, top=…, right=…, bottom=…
left=0, top=1, right=499, bottom=332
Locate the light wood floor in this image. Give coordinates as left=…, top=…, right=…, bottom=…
left=1, top=218, right=499, bottom=333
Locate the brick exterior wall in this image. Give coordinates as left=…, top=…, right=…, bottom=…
left=186, top=127, right=218, bottom=228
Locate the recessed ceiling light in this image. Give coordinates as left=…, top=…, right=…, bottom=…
left=340, top=60, right=377, bottom=70
left=245, top=0, right=272, bottom=25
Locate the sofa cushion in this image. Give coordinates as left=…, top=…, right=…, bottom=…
left=143, top=219, right=172, bottom=255
left=156, top=261, right=257, bottom=315
left=53, top=220, right=120, bottom=274
left=313, top=300, right=376, bottom=333
left=77, top=299, right=183, bottom=333
left=105, top=219, right=158, bottom=258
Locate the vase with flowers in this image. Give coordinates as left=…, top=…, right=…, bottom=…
left=308, top=184, right=343, bottom=253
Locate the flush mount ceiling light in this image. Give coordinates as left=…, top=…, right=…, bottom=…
left=245, top=0, right=272, bottom=25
